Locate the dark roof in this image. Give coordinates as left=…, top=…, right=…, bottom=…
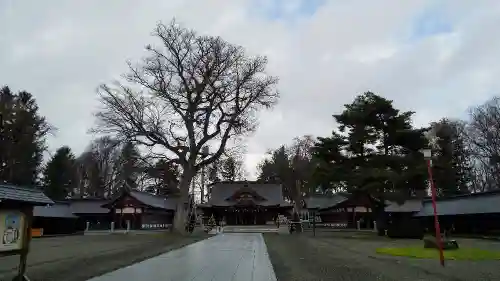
left=68, top=199, right=110, bottom=214
left=385, top=199, right=422, bottom=213
left=415, top=190, right=500, bottom=216
left=127, top=190, right=177, bottom=210
left=0, top=184, right=53, bottom=205
left=303, top=193, right=349, bottom=209
left=34, top=202, right=77, bottom=218
left=206, top=182, right=291, bottom=207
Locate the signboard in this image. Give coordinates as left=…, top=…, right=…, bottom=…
left=316, top=222, right=348, bottom=229
left=141, top=223, right=169, bottom=230
left=0, top=210, right=26, bottom=252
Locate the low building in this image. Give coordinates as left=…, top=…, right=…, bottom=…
left=198, top=181, right=293, bottom=225
left=414, top=190, right=500, bottom=235
left=33, top=202, right=79, bottom=235
left=102, top=190, right=179, bottom=230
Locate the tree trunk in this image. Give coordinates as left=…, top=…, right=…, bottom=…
left=172, top=167, right=194, bottom=234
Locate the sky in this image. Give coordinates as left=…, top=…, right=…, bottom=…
left=1, top=0, right=500, bottom=179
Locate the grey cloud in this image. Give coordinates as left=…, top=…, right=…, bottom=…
left=1, top=0, right=500, bottom=178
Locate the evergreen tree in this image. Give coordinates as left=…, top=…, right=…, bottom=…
left=311, top=92, right=429, bottom=235
left=43, top=146, right=77, bottom=200
left=115, top=141, right=141, bottom=192
left=220, top=156, right=244, bottom=182
left=0, top=86, right=52, bottom=186
left=430, top=119, right=473, bottom=196
left=257, top=136, right=316, bottom=204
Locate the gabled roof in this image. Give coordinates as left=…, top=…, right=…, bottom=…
left=0, top=184, right=53, bottom=205
left=302, top=193, right=349, bottom=209
left=67, top=198, right=110, bottom=214
left=34, top=202, right=77, bottom=218
left=206, top=181, right=291, bottom=207
left=415, top=190, right=500, bottom=216
left=127, top=190, right=178, bottom=210
left=385, top=199, right=423, bottom=213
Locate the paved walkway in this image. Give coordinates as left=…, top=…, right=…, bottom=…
left=87, top=233, right=277, bottom=281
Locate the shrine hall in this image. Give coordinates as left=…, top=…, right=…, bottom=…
left=198, top=181, right=293, bottom=225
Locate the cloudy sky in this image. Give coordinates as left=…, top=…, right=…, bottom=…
left=1, top=0, right=500, bottom=178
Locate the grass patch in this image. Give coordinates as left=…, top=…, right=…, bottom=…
left=376, top=247, right=500, bottom=260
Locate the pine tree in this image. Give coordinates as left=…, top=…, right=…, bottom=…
left=43, top=146, right=77, bottom=200
left=311, top=92, right=429, bottom=235
left=0, top=86, right=52, bottom=186
left=115, top=141, right=141, bottom=192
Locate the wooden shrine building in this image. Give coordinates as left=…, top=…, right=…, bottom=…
left=102, top=190, right=180, bottom=230
left=199, top=181, right=293, bottom=225
left=301, top=192, right=376, bottom=229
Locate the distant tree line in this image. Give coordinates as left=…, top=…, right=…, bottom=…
left=0, top=85, right=248, bottom=202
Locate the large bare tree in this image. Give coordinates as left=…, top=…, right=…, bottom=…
left=94, top=20, right=279, bottom=233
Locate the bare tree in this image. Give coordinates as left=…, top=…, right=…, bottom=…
left=466, top=97, right=500, bottom=191
left=93, top=20, right=279, bottom=233
left=256, top=135, right=316, bottom=212
left=289, top=135, right=316, bottom=203
left=74, top=137, right=121, bottom=198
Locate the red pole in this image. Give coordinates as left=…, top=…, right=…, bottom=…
left=426, top=159, right=445, bottom=267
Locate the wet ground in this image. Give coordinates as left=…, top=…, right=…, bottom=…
left=89, top=233, right=276, bottom=281
left=264, top=231, right=500, bottom=281
left=2, top=230, right=498, bottom=281
left=0, top=233, right=208, bottom=281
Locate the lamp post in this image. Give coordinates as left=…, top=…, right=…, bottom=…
left=421, top=148, right=445, bottom=267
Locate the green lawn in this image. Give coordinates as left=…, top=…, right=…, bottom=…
left=376, top=247, right=500, bottom=260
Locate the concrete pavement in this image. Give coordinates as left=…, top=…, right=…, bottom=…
left=87, top=233, right=277, bottom=281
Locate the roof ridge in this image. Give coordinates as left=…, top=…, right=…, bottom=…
left=0, top=184, right=44, bottom=192
left=130, top=189, right=169, bottom=199
left=422, top=190, right=500, bottom=202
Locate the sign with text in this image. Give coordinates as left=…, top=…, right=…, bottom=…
left=141, top=223, right=170, bottom=230
left=0, top=210, right=26, bottom=252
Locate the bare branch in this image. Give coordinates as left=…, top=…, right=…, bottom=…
left=93, top=19, right=279, bottom=186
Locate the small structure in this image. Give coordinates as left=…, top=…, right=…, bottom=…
left=33, top=202, right=79, bottom=235
left=198, top=181, right=293, bottom=225
left=385, top=199, right=424, bottom=238
left=0, top=184, right=54, bottom=281
left=102, top=190, right=178, bottom=230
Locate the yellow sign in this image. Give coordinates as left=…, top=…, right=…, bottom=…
left=0, top=210, right=25, bottom=252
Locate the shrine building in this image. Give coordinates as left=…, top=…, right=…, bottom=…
left=198, top=181, right=293, bottom=225
left=102, top=190, right=183, bottom=230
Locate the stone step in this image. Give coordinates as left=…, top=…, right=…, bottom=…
left=222, top=225, right=283, bottom=233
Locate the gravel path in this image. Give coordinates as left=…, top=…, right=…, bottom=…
left=0, top=233, right=208, bottom=281
left=264, top=233, right=500, bottom=281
